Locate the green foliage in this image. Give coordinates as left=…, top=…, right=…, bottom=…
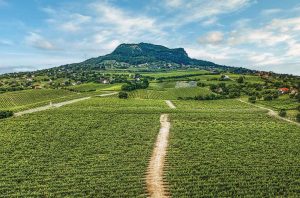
left=118, top=91, right=128, bottom=99
left=236, top=76, right=245, bottom=83
left=121, top=79, right=149, bottom=91
left=166, top=100, right=300, bottom=197
left=296, top=113, right=300, bottom=122
left=264, top=94, right=273, bottom=101
left=248, top=96, right=256, bottom=103
left=0, top=98, right=165, bottom=196
left=0, top=89, right=78, bottom=111
left=0, top=110, right=13, bottom=119
left=279, top=109, right=287, bottom=117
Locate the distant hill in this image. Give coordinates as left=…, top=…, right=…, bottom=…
left=59, top=43, right=253, bottom=73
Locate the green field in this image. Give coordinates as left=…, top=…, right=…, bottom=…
left=166, top=100, right=300, bottom=197
left=257, top=95, right=299, bottom=110
left=129, top=87, right=212, bottom=100
left=0, top=98, right=167, bottom=197
left=141, top=70, right=209, bottom=78
left=68, top=83, right=122, bottom=92
left=0, top=89, right=81, bottom=111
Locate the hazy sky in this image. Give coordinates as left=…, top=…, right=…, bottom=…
left=0, top=0, right=300, bottom=75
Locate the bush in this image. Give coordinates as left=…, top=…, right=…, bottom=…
left=236, top=76, right=244, bottom=83
left=296, top=113, right=300, bottom=122
left=279, top=109, right=287, bottom=117
left=263, top=95, right=273, bottom=101
left=248, top=96, right=256, bottom=103
left=0, top=110, right=14, bottom=119
left=118, top=91, right=128, bottom=99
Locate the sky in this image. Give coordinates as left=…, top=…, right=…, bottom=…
left=0, top=0, right=300, bottom=75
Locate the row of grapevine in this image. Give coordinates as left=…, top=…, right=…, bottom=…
left=128, top=87, right=212, bottom=100
left=0, top=98, right=167, bottom=197
left=0, top=89, right=77, bottom=111
left=166, top=100, right=300, bottom=197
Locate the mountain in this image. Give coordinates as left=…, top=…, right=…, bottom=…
left=59, top=43, right=252, bottom=73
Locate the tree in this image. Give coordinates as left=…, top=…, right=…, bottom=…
left=237, top=76, right=244, bottom=83
left=296, top=113, right=300, bottom=122
left=0, top=110, right=13, bottom=119
left=248, top=96, right=256, bottom=103
left=279, top=109, right=287, bottom=117
left=263, top=95, right=273, bottom=101
left=118, top=91, right=128, bottom=99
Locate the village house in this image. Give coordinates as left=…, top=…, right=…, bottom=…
left=278, top=88, right=290, bottom=94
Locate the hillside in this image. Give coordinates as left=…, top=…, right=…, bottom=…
left=57, top=43, right=253, bottom=73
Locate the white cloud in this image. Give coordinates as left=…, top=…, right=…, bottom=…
left=163, top=0, right=253, bottom=26
left=261, top=9, right=282, bottom=16
left=198, top=31, right=224, bottom=44
left=0, top=39, right=13, bottom=46
left=60, top=14, right=91, bottom=32
left=91, top=2, right=160, bottom=35
left=201, top=17, right=219, bottom=26
left=25, top=32, right=56, bottom=50
left=165, top=0, right=183, bottom=8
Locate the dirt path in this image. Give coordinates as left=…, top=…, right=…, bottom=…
left=146, top=114, right=170, bottom=198
left=238, top=99, right=300, bottom=127
left=165, top=100, right=176, bottom=109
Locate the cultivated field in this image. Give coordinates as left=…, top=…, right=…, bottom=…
left=0, top=89, right=80, bottom=111
left=0, top=98, right=167, bottom=197
left=166, top=100, right=300, bottom=197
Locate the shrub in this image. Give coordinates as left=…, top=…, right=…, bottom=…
left=296, top=113, right=300, bottom=122
left=237, top=76, right=244, bottom=83
left=118, top=91, right=128, bottom=99
left=279, top=109, right=287, bottom=117
left=248, top=96, right=256, bottom=103
left=0, top=110, right=14, bottom=119
left=263, top=95, right=273, bottom=101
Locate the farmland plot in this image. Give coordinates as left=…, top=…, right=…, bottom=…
left=166, top=100, right=300, bottom=197
left=0, top=98, right=165, bottom=197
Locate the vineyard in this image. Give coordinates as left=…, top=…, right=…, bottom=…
left=67, top=83, right=122, bottom=92
left=0, top=98, right=167, bottom=197
left=128, top=87, right=212, bottom=100
left=166, top=100, right=300, bottom=197
left=0, top=89, right=81, bottom=111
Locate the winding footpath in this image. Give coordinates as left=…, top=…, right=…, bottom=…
left=238, top=99, right=300, bottom=127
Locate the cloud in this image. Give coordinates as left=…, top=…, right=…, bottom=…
left=261, top=9, right=282, bottom=16
left=91, top=2, right=160, bottom=35
left=165, top=0, right=183, bottom=8
left=25, top=32, right=56, bottom=50
left=60, top=14, right=91, bottom=32
left=163, top=0, right=253, bottom=26
left=0, top=39, right=13, bottom=46
left=198, top=31, right=224, bottom=44
left=201, top=17, right=219, bottom=26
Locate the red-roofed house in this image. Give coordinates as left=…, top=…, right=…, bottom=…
left=278, top=88, right=290, bottom=94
